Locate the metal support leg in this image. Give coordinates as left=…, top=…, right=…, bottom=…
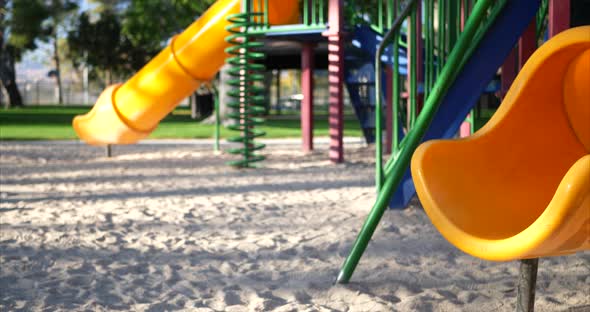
left=301, top=42, right=315, bottom=153
left=105, top=144, right=112, bottom=158
left=516, top=258, right=539, bottom=312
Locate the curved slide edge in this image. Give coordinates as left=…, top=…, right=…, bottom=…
left=73, top=0, right=299, bottom=146
left=411, top=26, right=590, bottom=261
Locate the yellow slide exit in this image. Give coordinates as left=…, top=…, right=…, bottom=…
left=73, top=0, right=298, bottom=145
left=411, top=26, right=590, bottom=261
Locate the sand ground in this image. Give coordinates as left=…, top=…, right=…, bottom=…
left=1, top=140, right=588, bottom=311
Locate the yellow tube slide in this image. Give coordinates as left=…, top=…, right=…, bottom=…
left=411, top=26, right=590, bottom=261
left=73, top=0, right=298, bottom=145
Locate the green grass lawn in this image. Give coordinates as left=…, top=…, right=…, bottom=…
left=0, top=106, right=364, bottom=140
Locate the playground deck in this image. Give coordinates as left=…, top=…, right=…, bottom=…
left=0, top=141, right=588, bottom=311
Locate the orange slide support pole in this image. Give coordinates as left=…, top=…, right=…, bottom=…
left=73, top=0, right=298, bottom=145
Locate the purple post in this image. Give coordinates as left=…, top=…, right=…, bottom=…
left=499, top=48, right=517, bottom=100
left=459, top=0, right=471, bottom=138
left=519, top=19, right=536, bottom=69
left=549, top=0, right=570, bottom=38
left=323, top=0, right=345, bottom=163
left=301, top=42, right=315, bottom=153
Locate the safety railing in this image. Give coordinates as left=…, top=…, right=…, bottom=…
left=337, top=0, right=506, bottom=284
left=375, top=0, right=506, bottom=191
left=247, top=0, right=328, bottom=35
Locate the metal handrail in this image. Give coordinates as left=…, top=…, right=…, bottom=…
left=248, top=0, right=327, bottom=33
left=375, top=0, right=418, bottom=192
left=337, top=0, right=496, bottom=284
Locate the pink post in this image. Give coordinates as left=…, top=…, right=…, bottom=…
left=549, top=0, right=570, bottom=38
left=323, top=0, right=345, bottom=163
left=301, top=42, right=315, bottom=153
left=385, top=66, right=393, bottom=155
left=459, top=0, right=471, bottom=138
left=519, top=19, right=536, bottom=70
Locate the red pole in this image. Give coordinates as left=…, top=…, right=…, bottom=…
left=324, top=0, right=345, bottom=163
left=549, top=0, right=570, bottom=38
left=459, top=0, right=471, bottom=138
left=519, top=19, right=536, bottom=70
left=301, top=42, right=315, bottom=153
left=499, top=48, right=517, bottom=100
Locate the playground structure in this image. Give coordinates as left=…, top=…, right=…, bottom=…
left=335, top=1, right=589, bottom=311
left=412, top=27, right=590, bottom=262
left=71, top=0, right=589, bottom=311
left=73, top=0, right=299, bottom=147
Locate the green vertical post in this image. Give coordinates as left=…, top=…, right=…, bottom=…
left=214, top=87, right=221, bottom=152
left=375, top=48, right=384, bottom=191
left=264, top=0, right=269, bottom=27
left=318, top=0, right=324, bottom=26
left=336, top=0, right=495, bottom=284
left=392, top=0, right=400, bottom=155
left=375, top=0, right=412, bottom=193
left=311, top=0, right=316, bottom=25
left=445, top=0, right=451, bottom=56
left=303, top=0, right=309, bottom=25
left=386, top=0, right=393, bottom=28
left=377, top=0, right=385, bottom=33
left=437, top=0, right=445, bottom=74
left=409, top=8, right=417, bottom=129
left=424, top=0, right=433, bottom=100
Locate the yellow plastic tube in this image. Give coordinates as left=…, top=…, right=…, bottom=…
left=411, top=26, right=590, bottom=261
left=73, top=0, right=299, bottom=145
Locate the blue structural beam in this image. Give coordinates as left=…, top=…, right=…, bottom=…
left=389, top=0, right=541, bottom=208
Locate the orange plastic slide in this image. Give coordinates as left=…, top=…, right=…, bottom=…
left=73, top=0, right=298, bottom=145
left=411, top=26, right=590, bottom=261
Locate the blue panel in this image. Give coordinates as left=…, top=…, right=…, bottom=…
left=345, top=26, right=408, bottom=144
left=388, top=0, right=542, bottom=209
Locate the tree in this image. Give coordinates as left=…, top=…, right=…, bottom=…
left=43, top=0, right=78, bottom=105
left=0, top=0, right=49, bottom=107
left=121, top=0, right=214, bottom=54
left=67, top=10, right=123, bottom=85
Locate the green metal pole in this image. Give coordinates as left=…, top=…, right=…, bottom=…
left=386, top=0, right=393, bottom=28
left=311, top=0, right=316, bottom=25
left=318, top=0, right=324, bottom=26
left=336, top=0, right=495, bottom=284
left=375, top=0, right=416, bottom=193
left=214, top=87, right=221, bottom=152
left=392, top=0, right=400, bottom=155
left=409, top=8, right=417, bottom=129
left=264, top=0, right=269, bottom=27
left=303, top=0, right=309, bottom=25
left=437, top=0, right=445, bottom=74
left=378, top=0, right=383, bottom=33
left=424, top=0, right=433, bottom=100
left=383, top=0, right=508, bottom=176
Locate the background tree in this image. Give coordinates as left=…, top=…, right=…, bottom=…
left=121, top=0, right=214, bottom=57
left=67, top=10, right=124, bottom=85
left=0, top=0, right=49, bottom=107
left=43, top=0, right=78, bottom=105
